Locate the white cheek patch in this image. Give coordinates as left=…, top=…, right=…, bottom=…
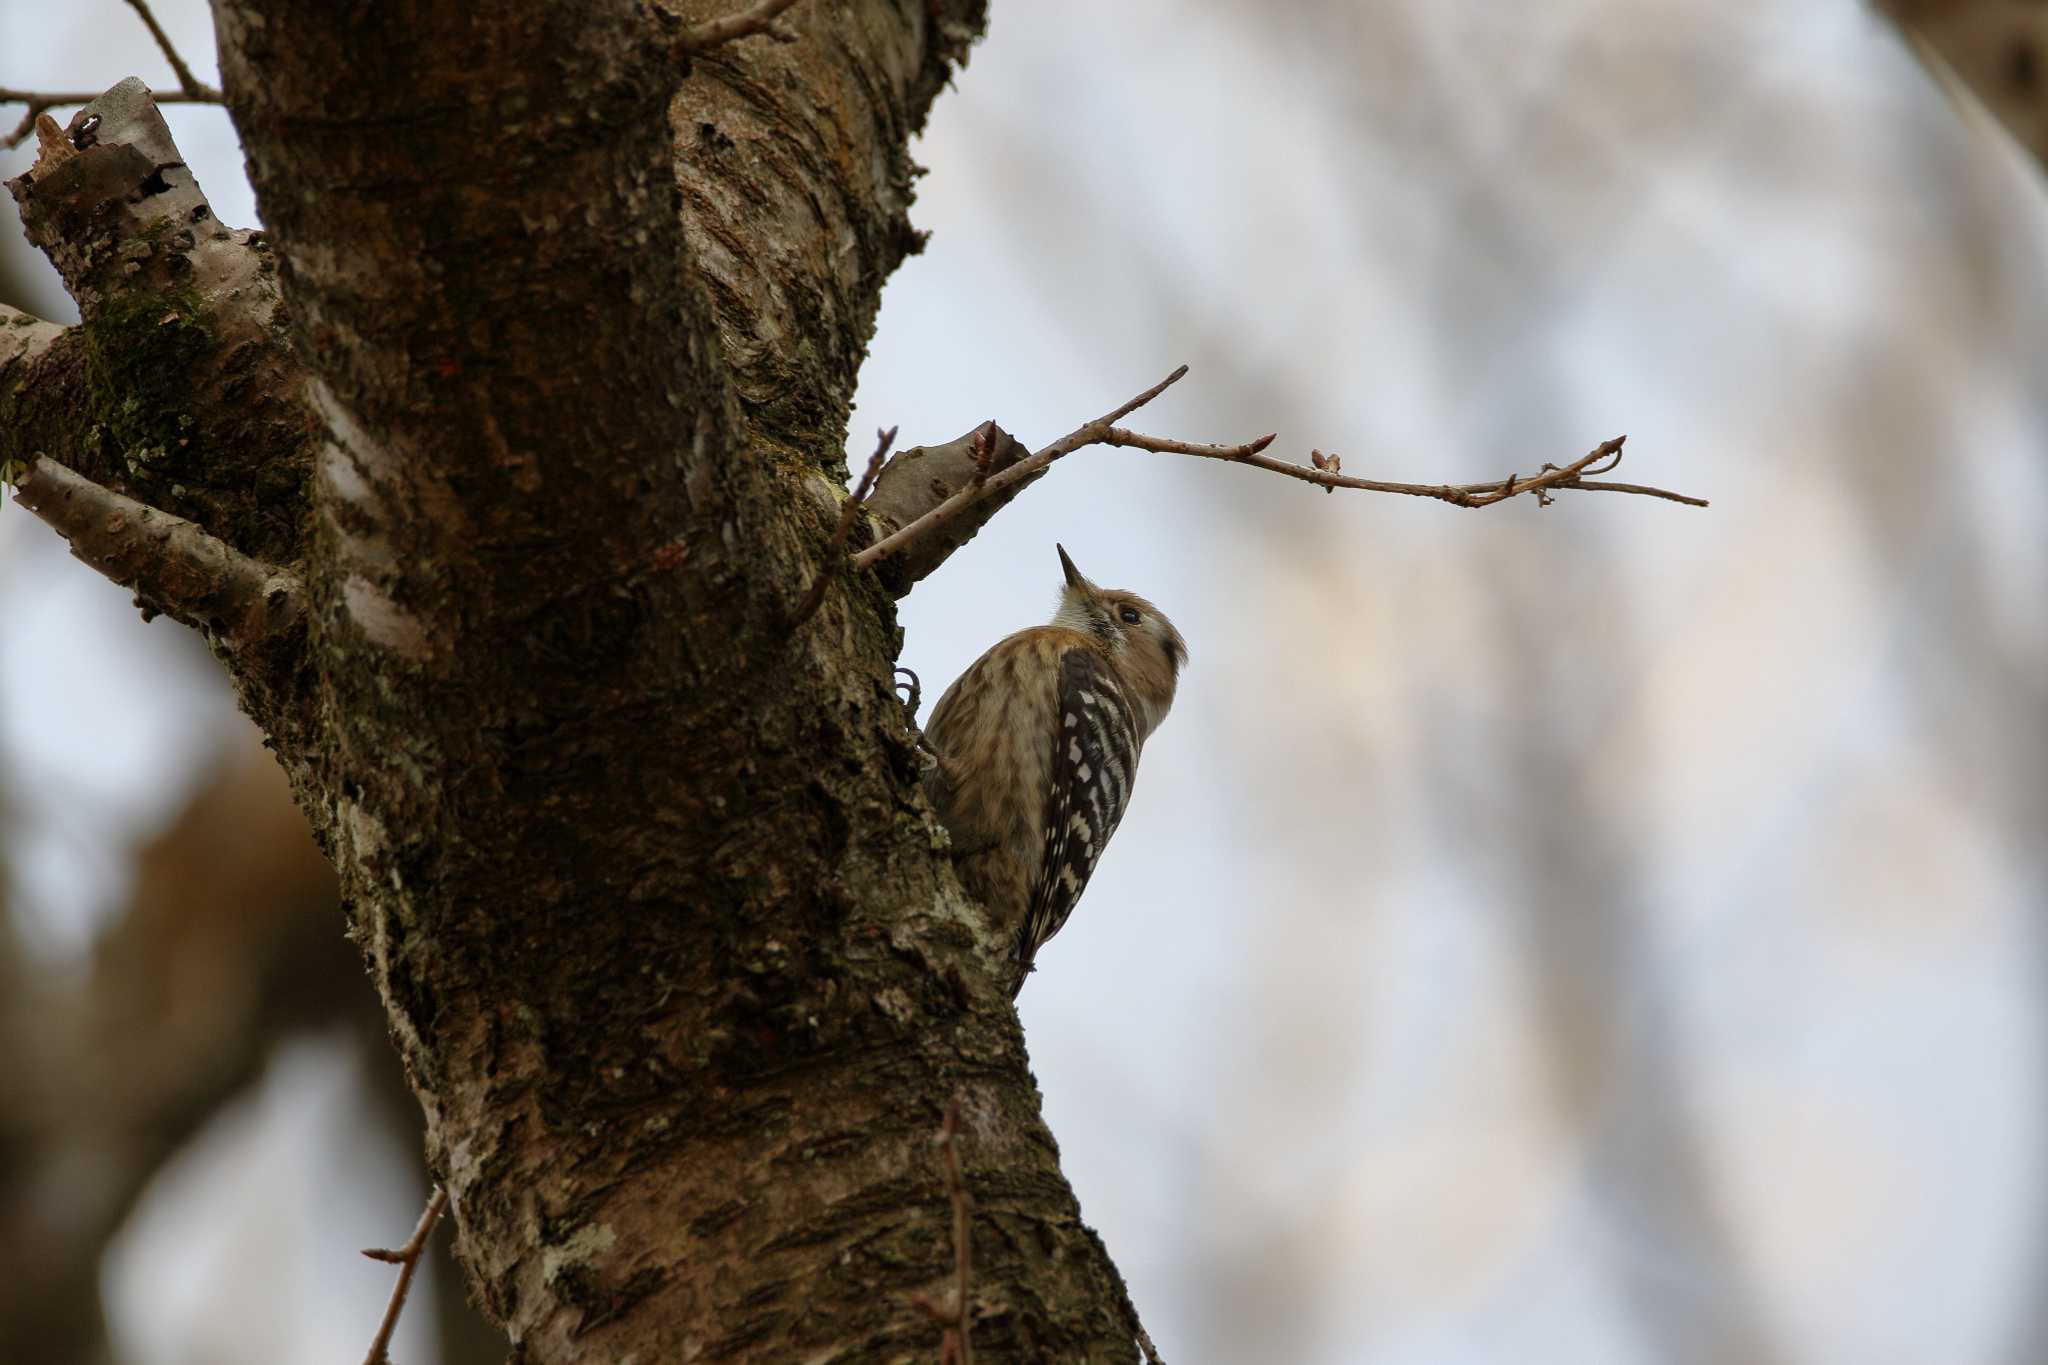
left=1052, top=596, right=1094, bottom=633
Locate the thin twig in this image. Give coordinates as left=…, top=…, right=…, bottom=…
left=361, top=1186, right=449, bottom=1365
left=119, top=0, right=221, bottom=100
left=910, top=1100, right=975, bottom=1364
left=852, top=365, right=1704, bottom=573
left=675, top=0, right=809, bottom=54
left=1121, top=431, right=1705, bottom=508
left=1, top=88, right=220, bottom=150
left=1032, top=363, right=1194, bottom=460
left=1, top=0, right=223, bottom=149
left=789, top=425, right=896, bottom=629
left=1564, top=479, right=1709, bottom=503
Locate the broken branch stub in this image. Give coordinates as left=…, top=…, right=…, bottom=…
left=862, top=420, right=1037, bottom=595
left=5, top=78, right=318, bottom=569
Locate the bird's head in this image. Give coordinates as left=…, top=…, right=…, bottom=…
left=1050, top=543, right=1186, bottom=736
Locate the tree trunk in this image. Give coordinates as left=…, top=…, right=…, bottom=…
left=3, top=3, right=1154, bottom=1359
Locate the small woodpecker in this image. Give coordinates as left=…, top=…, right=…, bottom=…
left=922, top=545, right=1186, bottom=996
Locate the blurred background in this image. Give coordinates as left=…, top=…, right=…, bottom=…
left=5, top=2, right=2045, bottom=1362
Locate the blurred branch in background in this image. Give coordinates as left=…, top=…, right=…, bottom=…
left=1813, top=120, right=2048, bottom=1362
left=1386, top=10, right=1788, bottom=1345
left=1465, top=541, right=1787, bottom=1365
left=0, top=742, right=348, bottom=1362
left=0, top=725, right=503, bottom=1365
left=0, top=0, right=223, bottom=148
left=1879, top=0, right=2048, bottom=174
left=1134, top=9, right=1803, bottom=1358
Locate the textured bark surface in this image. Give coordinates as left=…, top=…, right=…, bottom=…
left=5, top=81, right=315, bottom=569
left=667, top=4, right=979, bottom=463
left=5, top=3, right=1154, bottom=1360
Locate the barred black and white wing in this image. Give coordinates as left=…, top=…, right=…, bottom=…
left=1019, top=647, right=1142, bottom=982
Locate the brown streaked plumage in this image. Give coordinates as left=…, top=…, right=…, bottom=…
left=922, top=545, right=1186, bottom=995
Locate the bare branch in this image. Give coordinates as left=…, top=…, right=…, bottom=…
left=1561, top=478, right=1710, bottom=505
left=361, top=1186, right=449, bottom=1365
left=119, top=0, right=222, bottom=101
left=674, top=0, right=808, bottom=54
left=854, top=366, right=1706, bottom=578
left=8, top=458, right=302, bottom=651
left=789, top=425, right=896, bottom=629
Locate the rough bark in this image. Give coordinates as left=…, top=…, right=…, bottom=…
left=4, top=3, right=1155, bottom=1360
left=5, top=81, right=316, bottom=571
left=2, top=82, right=320, bottom=737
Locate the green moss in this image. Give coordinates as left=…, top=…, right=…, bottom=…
left=81, top=285, right=213, bottom=473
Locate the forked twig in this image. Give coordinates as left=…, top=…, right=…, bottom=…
left=790, top=425, right=896, bottom=629
left=2, top=0, right=224, bottom=149
left=361, top=1186, right=449, bottom=1365
left=120, top=0, right=220, bottom=100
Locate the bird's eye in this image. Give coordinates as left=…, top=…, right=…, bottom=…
left=1118, top=606, right=1142, bottom=624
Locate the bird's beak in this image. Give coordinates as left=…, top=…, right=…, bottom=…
left=1056, top=543, right=1089, bottom=592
